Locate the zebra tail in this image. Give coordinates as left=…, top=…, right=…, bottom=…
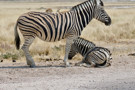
left=14, top=21, right=20, bottom=50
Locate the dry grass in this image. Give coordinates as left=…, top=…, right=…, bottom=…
left=82, top=8, right=135, bottom=42
left=0, top=2, right=135, bottom=61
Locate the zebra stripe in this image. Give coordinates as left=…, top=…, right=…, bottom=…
left=83, top=47, right=112, bottom=67
left=14, top=0, right=111, bottom=67
left=68, top=38, right=112, bottom=67
left=68, top=37, right=96, bottom=59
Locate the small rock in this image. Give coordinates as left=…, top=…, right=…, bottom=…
left=12, top=60, right=16, bottom=62
left=46, top=58, right=51, bottom=61
left=0, top=60, right=3, bottom=62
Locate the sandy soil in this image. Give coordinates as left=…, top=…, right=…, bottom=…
left=0, top=54, right=135, bottom=90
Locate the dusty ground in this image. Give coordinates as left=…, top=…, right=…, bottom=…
left=1, top=41, right=135, bottom=90
left=0, top=53, right=135, bottom=90
left=0, top=1, right=135, bottom=90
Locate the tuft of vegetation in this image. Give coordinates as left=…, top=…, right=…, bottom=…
left=0, top=52, right=19, bottom=60
left=11, top=54, right=19, bottom=60
left=1, top=53, right=12, bottom=59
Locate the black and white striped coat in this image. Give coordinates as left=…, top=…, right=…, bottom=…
left=68, top=37, right=112, bottom=67
left=68, top=37, right=96, bottom=59
left=14, top=0, right=111, bottom=67
left=81, top=47, right=112, bottom=67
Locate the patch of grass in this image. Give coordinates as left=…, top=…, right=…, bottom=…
left=11, top=54, right=19, bottom=60
left=1, top=53, right=12, bottom=59
left=0, top=52, right=20, bottom=60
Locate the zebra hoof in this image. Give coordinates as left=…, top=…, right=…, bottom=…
left=29, top=64, right=36, bottom=68
left=76, top=63, right=92, bottom=68
left=75, top=62, right=84, bottom=66
left=27, top=60, right=36, bottom=68
left=29, top=63, right=36, bottom=68
left=65, top=62, right=70, bottom=67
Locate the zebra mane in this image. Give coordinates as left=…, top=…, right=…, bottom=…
left=71, top=0, right=95, bottom=10
left=71, top=1, right=87, bottom=10
left=76, top=37, right=93, bottom=42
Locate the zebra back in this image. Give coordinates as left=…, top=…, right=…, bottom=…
left=68, top=37, right=96, bottom=59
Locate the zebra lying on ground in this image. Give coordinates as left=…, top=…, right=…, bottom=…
left=14, top=0, right=111, bottom=67
left=77, top=47, right=112, bottom=68
left=68, top=37, right=96, bottom=59
left=68, top=37, right=112, bottom=67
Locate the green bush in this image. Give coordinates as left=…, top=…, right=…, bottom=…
left=0, top=52, right=19, bottom=60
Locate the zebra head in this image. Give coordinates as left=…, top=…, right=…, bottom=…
left=94, top=0, right=111, bottom=26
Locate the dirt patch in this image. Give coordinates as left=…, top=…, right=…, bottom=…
left=0, top=55, right=135, bottom=90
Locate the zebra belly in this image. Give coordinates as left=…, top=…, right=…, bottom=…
left=37, top=34, right=66, bottom=42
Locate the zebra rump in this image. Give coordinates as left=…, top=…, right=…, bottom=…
left=83, top=47, right=112, bottom=67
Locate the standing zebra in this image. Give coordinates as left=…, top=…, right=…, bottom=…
left=14, top=0, right=111, bottom=67
left=68, top=37, right=96, bottom=60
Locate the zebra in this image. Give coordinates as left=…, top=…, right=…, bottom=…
left=68, top=37, right=112, bottom=67
left=68, top=37, right=96, bottom=60
left=14, top=0, right=111, bottom=67
left=76, top=47, right=112, bottom=68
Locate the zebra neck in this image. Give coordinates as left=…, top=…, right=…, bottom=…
left=71, top=0, right=95, bottom=31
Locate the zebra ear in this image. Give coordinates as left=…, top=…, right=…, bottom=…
left=100, top=0, right=104, bottom=6
left=96, top=0, right=104, bottom=6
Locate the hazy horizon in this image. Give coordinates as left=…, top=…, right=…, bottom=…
left=0, top=0, right=134, bottom=2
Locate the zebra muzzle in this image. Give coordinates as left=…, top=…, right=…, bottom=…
left=105, top=17, right=111, bottom=26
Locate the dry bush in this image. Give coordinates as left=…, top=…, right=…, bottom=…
left=46, top=8, right=53, bottom=13
left=56, top=8, right=69, bottom=13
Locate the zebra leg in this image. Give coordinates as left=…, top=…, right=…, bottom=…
left=75, top=56, right=85, bottom=66
left=77, top=57, right=96, bottom=68
left=21, top=37, right=35, bottom=67
left=97, top=63, right=111, bottom=68
left=75, top=61, right=84, bottom=66
left=75, top=58, right=93, bottom=67
left=78, top=62, right=95, bottom=68
left=64, top=36, right=76, bottom=67
left=87, top=61, right=96, bottom=68
left=75, top=55, right=87, bottom=66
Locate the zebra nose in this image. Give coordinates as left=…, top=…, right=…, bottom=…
left=105, top=17, right=111, bottom=26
